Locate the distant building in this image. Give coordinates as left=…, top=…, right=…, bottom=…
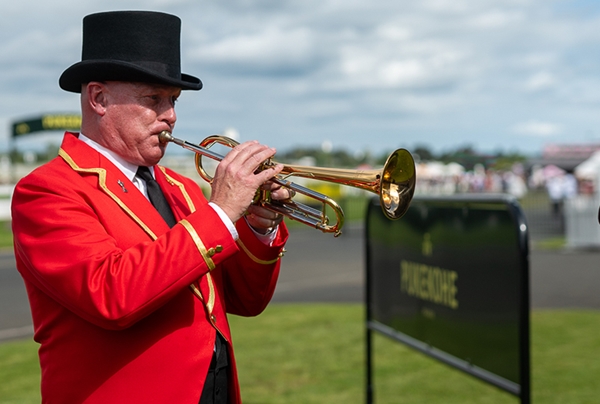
left=528, top=143, right=600, bottom=172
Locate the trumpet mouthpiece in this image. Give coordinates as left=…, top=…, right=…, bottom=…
left=158, top=130, right=173, bottom=144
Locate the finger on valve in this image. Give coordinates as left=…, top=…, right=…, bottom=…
left=247, top=205, right=283, bottom=232
left=260, top=181, right=295, bottom=201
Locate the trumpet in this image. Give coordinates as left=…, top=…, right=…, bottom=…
left=159, top=131, right=416, bottom=236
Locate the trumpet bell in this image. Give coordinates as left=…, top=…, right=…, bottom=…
left=380, top=149, right=416, bottom=220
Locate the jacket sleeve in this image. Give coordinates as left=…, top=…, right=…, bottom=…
left=217, top=217, right=289, bottom=317
left=11, top=169, right=240, bottom=330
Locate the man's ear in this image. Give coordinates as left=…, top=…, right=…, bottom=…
left=84, top=82, right=108, bottom=116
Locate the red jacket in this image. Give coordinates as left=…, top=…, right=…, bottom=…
left=11, top=132, right=288, bottom=403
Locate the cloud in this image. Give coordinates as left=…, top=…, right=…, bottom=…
left=468, top=9, right=525, bottom=29
left=189, top=26, right=317, bottom=76
left=335, top=39, right=467, bottom=91
left=525, top=71, right=557, bottom=91
left=512, top=120, right=562, bottom=137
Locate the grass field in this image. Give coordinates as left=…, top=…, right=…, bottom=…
left=2, top=304, right=599, bottom=403
left=0, top=222, right=12, bottom=250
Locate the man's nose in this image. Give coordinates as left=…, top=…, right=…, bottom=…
left=160, top=102, right=177, bottom=126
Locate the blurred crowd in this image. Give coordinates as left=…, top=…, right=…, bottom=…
left=415, top=161, right=586, bottom=206
left=415, top=162, right=529, bottom=198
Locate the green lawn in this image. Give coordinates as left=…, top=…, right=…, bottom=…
left=2, top=304, right=600, bottom=403
left=0, top=221, right=12, bottom=250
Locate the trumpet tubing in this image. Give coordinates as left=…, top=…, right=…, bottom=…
left=158, top=131, right=416, bottom=236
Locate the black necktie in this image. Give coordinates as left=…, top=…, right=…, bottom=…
left=136, top=166, right=177, bottom=228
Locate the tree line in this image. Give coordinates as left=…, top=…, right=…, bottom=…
left=6, top=142, right=529, bottom=172
left=278, top=144, right=528, bottom=171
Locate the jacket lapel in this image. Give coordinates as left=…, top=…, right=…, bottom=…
left=58, top=132, right=173, bottom=240
left=155, top=166, right=197, bottom=219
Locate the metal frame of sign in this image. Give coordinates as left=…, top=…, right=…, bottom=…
left=365, top=194, right=529, bottom=404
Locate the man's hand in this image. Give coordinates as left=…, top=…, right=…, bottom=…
left=245, top=182, right=294, bottom=234
left=209, top=141, right=283, bottom=223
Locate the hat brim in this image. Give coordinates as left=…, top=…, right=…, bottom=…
left=59, top=60, right=203, bottom=93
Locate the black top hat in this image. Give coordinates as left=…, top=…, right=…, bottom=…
left=59, top=11, right=202, bottom=93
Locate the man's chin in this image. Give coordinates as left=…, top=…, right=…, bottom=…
left=142, top=149, right=165, bottom=167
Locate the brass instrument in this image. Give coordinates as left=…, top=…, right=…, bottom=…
left=159, top=131, right=416, bottom=236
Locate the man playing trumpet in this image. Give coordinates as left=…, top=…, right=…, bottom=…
left=11, top=10, right=289, bottom=404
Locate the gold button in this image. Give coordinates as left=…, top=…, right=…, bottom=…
left=207, top=245, right=224, bottom=257
left=211, top=314, right=216, bottom=323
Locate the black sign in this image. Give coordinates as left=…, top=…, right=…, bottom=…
left=12, top=114, right=81, bottom=138
left=365, top=194, right=529, bottom=403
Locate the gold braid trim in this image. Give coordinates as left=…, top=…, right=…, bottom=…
left=237, top=238, right=284, bottom=265
left=179, top=219, right=216, bottom=271
left=58, top=148, right=158, bottom=240
left=180, top=219, right=216, bottom=312
left=157, top=166, right=197, bottom=213
left=204, top=272, right=216, bottom=313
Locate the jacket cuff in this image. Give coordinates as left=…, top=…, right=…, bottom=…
left=180, top=205, right=239, bottom=270
left=236, top=218, right=289, bottom=264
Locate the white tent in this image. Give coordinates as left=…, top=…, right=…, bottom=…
left=574, top=150, right=600, bottom=181
left=445, top=162, right=465, bottom=176
left=416, top=161, right=465, bottom=179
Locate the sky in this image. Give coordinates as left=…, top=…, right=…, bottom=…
left=1, top=0, right=600, bottom=159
